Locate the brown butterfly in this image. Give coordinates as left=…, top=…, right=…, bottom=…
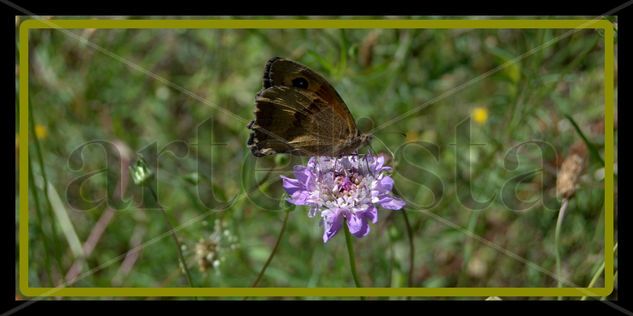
left=247, top=57, right=372, bottom=157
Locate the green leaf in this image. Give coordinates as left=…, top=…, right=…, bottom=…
left=565, top=114, right=605, bottom=166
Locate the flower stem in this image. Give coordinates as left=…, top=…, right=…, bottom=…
left=402, top=209, right=415, bottom=287
left=392, top=188, right=415, bottom=288
left=252, top=208, right=290, bottom=287
left=555, top=198, right=569, bottom=300
left=343, top=220, right=362, bottom=288
left=147, top=187, right=195, bottom=288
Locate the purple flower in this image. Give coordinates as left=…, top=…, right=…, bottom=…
left=281, top=154, right=405, bottom=243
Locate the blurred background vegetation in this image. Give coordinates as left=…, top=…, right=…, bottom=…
left=16, top=16, right=617, bottom=299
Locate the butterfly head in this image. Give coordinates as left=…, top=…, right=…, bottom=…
left=359, top=132, right=373, bottom=148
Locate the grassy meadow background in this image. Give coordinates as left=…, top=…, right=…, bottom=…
left=17, top=17, right=616, bottom=298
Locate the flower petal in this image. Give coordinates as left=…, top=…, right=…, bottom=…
left=293, top=165, right=312, bottom=185
left=374, top=155, right=385, bottom=170
left=377, top=195, right=406, bottom=210
left=347, top=212, right=370, bottom=238
left=290, top=191, right=310, bottom=205
left=280, top=176, right=303, bottom=193
left=280, top=176, right=311, bottom=205
left=361, top=205, right=378, bottom=224
left=322, top=208, right=344, bottom=243
left=374, top=176, right=394, bottom=193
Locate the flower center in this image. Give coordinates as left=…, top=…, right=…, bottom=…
left=329, top=170, right=366, bottom=202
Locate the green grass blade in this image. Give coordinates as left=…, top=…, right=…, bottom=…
left=565, top=114, right=605, bottom=166
left=46, top=181, right=85, bottom=259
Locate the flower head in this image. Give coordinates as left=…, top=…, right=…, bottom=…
left=191, top=219, right=239, bottom=273
left=281, top=154, right=405, bottom=243
left=472, top=106, right=489, bottom=125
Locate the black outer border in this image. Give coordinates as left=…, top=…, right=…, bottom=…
left=2, top=0, right=629, bottom=314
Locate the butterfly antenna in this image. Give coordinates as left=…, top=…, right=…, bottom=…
left=390, top=131, right=407, bottom=138
left=367, top=143, right=376, bottom=156
left=379, top=131, right=407, bottom=138
left=372, top=135, right=395, bottom=162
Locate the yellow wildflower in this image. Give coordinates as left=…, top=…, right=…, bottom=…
left=35, top=124, right=48, bottom=140
left=472, top=107, right=488, bottom=125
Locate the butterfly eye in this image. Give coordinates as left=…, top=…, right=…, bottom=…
left=292, top=77, right=309, bottom=89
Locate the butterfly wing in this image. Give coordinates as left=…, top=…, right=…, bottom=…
left=248, top=57, right=360, bottom=157
left=248, top=86, right=354, bottom=156
left=264, top=57, right=358, bottom=133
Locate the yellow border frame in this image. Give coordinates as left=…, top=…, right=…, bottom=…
left=18, top=18, right=615, bottom=297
